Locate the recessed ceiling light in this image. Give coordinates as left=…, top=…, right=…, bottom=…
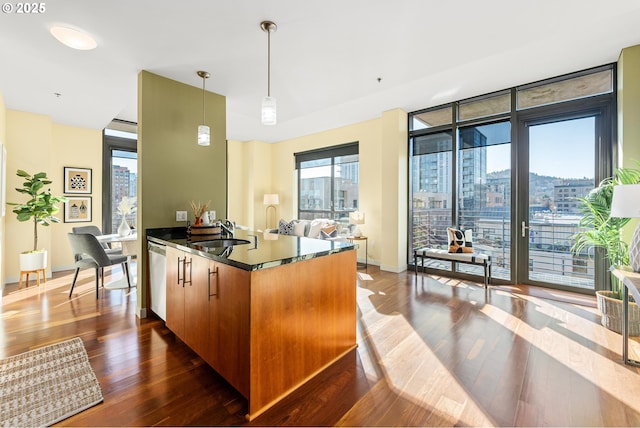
left=50, top=25, right=97, bottom=50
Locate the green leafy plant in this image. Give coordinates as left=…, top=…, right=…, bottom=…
left=8, top=170, right=67, bottom=253
left=572, top=164, right=640, bottom=298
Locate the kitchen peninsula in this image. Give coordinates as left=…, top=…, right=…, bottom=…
left=147, top=228, right=357, bottom=420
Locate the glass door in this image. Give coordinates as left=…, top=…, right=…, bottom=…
left=519, top=115, right=598, bottom=290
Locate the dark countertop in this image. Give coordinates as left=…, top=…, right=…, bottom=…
left=146, top=227, right=357, bottom=271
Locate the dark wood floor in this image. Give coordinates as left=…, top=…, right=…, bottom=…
left=2, top=265, right=640, bottom=426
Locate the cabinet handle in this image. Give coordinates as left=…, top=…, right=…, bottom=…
left=208, top=266, right=218, bottom=301
left=184, top=258, right=192, bottom=286
left=177, top=257, right=184, bottom=285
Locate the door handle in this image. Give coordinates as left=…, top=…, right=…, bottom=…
left=184, top=258, right=192, bottom=285
left=521, top=221, right=530, bottom=238
left=208, top=266, right=218, bottom=301
left=177, top=257, right=184, bottom=285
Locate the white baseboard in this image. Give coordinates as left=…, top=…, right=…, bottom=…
left=379, top=264, right=408, bottom=273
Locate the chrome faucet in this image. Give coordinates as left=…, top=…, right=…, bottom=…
left=219, top=220, right=235, bottom=237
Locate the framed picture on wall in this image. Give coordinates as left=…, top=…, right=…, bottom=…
left=64, top=196, right=92, bottom=223
left=64, top=167, right=92, bottom=194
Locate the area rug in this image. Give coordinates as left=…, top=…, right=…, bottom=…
left=0, top=337, right=103, bottom=427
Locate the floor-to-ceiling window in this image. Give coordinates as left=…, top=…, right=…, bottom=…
left=296, top=142, right=359, bottom=223
left=103, top=121, right=137, bottom=234
left=409, top=65, right=615, bottom=292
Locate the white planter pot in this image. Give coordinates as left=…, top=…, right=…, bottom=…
left=19, top=251, right=47, bottom=271
left=596, top=290, right=640, bottom=337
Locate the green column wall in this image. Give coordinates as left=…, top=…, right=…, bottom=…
left=137, top=71, right=226, bottom=317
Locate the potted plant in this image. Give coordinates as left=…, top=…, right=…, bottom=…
left=9, top=170, right=67, bottom=271
left=572, top=165, right=640, bottom=335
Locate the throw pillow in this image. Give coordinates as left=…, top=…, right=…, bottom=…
left=307, top=219, right=325, bottom=239
left=293, top=221, right=307, bottom=237
left=321, top=224, right=337, bottom=235
left=320, top=229, right=338, bottom=239
left=278, top=219, right=297, bottom=235
left=447, top=227, right=474, bottom=253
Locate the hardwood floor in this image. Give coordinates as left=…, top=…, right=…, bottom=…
left=2, top=265, right=640, bottom=426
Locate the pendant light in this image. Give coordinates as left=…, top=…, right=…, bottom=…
left=260, top=21, right=277, bottom=125
left=197, top=70, right=211, bottom=146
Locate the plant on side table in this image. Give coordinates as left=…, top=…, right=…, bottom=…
left=572, top=165, right=640, bottom=335
left=8, top=170, right=67, bottom=272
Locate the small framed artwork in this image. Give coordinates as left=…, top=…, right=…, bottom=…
left=64, top=196, right=92, bottom=223
left=64, top=167, right=92, bottom=194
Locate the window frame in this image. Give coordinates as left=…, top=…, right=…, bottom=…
left=102, top=132, right=137, bottom=234
left=408, top=64, right=617, bottom=290
left=295, top=142, right=359, bottom=221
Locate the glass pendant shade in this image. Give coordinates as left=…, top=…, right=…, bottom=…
left=260, top=21, right=278, bottom=126
left=196, top=70, right=211, bottom=146
left=197, top=125, right=210, bottom=146
left=262, top=96, right=277, bottom=125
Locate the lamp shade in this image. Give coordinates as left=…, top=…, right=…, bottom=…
left=197, top=125, right=210, bottom=146
left=262, top=96, right=277, bottom=125
left=610, top=184, right=640, bottom=218
left=264, top=194, right=279, bottom=205
left=349, top=211, right=365, bottom=225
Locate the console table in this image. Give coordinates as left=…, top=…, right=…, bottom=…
left=610, top=266, right=640, bottom=367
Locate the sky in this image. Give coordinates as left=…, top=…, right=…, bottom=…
left=486, top=116, right=595, bottom=179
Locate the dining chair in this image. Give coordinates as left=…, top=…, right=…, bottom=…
left=72, top=225, right=123, bottom=256
left=67, top=232, right=131, bottom=298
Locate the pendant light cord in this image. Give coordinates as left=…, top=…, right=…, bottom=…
left=202, top=76, right=206, bottom=123
left=267, top=28, right=271, bottom=97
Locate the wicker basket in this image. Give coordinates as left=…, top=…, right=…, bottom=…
left=596, top=290, right=640, bottom=336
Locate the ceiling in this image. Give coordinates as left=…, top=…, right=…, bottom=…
left=2, top=0, right=640, bottom=143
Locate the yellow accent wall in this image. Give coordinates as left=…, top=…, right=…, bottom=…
left=227, top=139, right=273, bottom=231
left=51, top=124, right=103, bottom=268
left=138, top=70, right=226, bottom=316
left=228, top=109, right=409, bottom=272
left=3, top=110, right=101, bottom=283
left=618, top=45, right=640, bottom=242
left=5, top=111, right=54, bottom=281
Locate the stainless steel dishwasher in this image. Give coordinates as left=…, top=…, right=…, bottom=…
left=148, top=241, right=167, bottom=321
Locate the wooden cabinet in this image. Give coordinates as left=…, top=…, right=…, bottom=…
left=206, top=261, right=250, bottom=397
left=165, top=246, right=186, bottom=339
left=184, top=254, right=211, bottom=359
left=165, top=244, right=357, bottom=421
left=165, top=246, right=210, bottom=360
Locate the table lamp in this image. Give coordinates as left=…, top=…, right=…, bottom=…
left=610, top=183, right=640, bottom=272
left=264, top=193, right=279, bottom=229
left=349, top=211, right=365, bottom=237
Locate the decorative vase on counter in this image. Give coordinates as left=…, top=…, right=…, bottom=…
left=201, top=211, right=210, bottom=225
left=118, top=216, right=131, bottom=237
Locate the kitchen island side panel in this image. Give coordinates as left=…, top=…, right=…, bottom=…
left=247, top=249, right=357, bottom=419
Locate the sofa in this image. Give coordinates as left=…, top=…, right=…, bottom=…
left=271, top=218, right=351, bottom=241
